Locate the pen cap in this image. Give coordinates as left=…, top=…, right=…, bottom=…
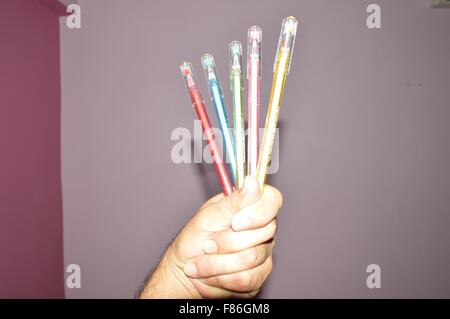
left=229, top=41, right=243, bottom=89
left=247, top=26, right=262, bottom=79
left=201, top=54, right=219, bottom=81
left=274, top=16, right=298, bottom=74
left=180, top=61, right=200, bottom=90
left=229, top=41, right=243, bottom=72
left=201, top=54, right=224, bottom=96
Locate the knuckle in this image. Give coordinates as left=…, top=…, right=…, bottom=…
left=267, top=256, right=274, bottom=274
left=234, top=271, right=252, bottom=290
left=265, top=186, right=283, bottom=209
left=247, top=289, right=260, bottom=298
left=217, top=233, right=236, bottom=254
left=210, top=256, right=225, bottom=275
left=270, top=239, right=276, bottom=250
left=264, top=242, right=273, bottom=259
left=227, top=194, right=240, bottom=214
left=241, top=244, right=271, bottom=270
left=220, top=200, right=235, bottom=220
left=230, top=235, right=246, bottom=252
left=267, top=220, right=277, bottom=238
left=207, top=276, right=221, bottom=288
left=244, top=246, right=260, bottom=267
left=251, top=270, right=265, bottom=291
left=272, top=188, right=283, bottom=209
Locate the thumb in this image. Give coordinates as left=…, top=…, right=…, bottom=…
left=225, top=175, right=261, bottom=214
left=194, top=176, right=261, bottom=231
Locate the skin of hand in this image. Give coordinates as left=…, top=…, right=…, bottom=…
left=139, top=176, right=283, bottom=299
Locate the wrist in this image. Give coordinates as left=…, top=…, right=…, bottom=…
left=139, top=244, right=200, bottom=299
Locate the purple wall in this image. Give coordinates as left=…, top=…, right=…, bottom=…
left=0, top=0, right=64, bottom=298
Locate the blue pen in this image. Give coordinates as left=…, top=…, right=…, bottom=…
left=201, top=54, right=237, bottom=183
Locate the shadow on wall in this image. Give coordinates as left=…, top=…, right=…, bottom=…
left=190, top=138, right=223, bottom=200
left=189, top=120, right=286, bottom=200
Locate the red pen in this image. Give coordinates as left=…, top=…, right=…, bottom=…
left=180, top=62, right=234, bottom=196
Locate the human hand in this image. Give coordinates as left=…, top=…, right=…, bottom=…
left=139, top=176, right=283, bottom=298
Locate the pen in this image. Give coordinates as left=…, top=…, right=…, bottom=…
left=201, top=54, right=237, bottom=184
left=256, top=16, right=298, bottom=188
left=247, top=26, right=262, bottom=177
left=180, top=62, right=234, bottom=196
left=229, top=41, right=245, bottom=189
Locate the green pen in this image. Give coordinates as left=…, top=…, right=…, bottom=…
left=229, top=41, right=245, bottom=189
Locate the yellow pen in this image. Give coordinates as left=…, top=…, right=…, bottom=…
left=256, top=16, right=298, bottom=188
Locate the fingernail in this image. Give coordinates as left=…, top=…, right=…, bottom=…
left=203, top=240, right=218, bottom=254
left=232, top=215, right=250, bottom=231
left=183, top=262, right=197, bottom=277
